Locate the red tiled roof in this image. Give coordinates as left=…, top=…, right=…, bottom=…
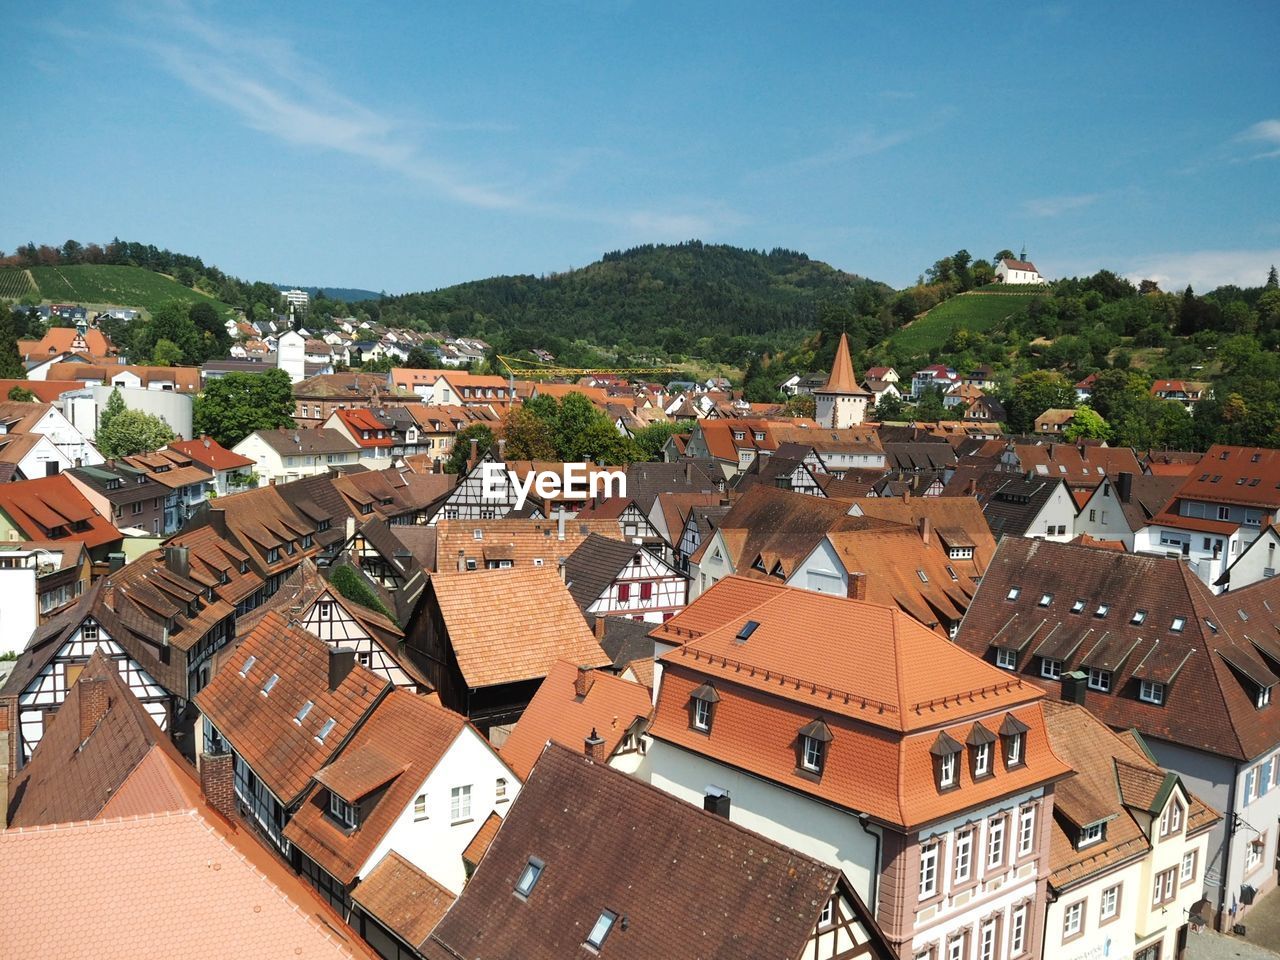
left=499, top=661, right=652, bottom=779
left=818, top=332, right=868, bottom=395
left=351, top=852, right=455, bottom=948
left=1169, top=445, right=1280, bottom=508
left=333, top=408, right=394, bottom=449
left=167, top=437, right=255, bottom=471
left=195, top=612, right=390, bottom=804
left=0, top=379, right=87, bottom=402
left=0, top=474, right=121, bottom=548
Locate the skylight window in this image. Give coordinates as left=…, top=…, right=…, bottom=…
left=1096, top=604, right=1110, bottom=618
left=1071, top=599, right=1086, bottom=614
left=316, top=717, right=337, bottom=743
left=1006, top=587, right=1020, bottom=601
left=294, top=700, right=313, bottom=724
left=515, top=858, right=544, bottom=897
left=736, top=620, right=759, bottom=642
left=1171, top=617, right=1186, bottom=632
left=586, top=910, right=618, bottom=950
left=1131, top=610, right=1147, bottom=625
left=1239, top=609, right=1250, bottom=622
left=238, top=655, right=257, bottom=678
left=1205, top=619, right=1218, bottom=634
left=918, top=569, right=929, bottom=584
left=1039, top=593, right=1052, bottom=607
left=261, top=673, right=279, bottom=695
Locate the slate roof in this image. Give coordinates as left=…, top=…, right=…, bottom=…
left=422, top=743, right=892, bottom=960
left=68, top=461, right=159, bottom=506
left=194, top=612, right=390, bottom=805
left=7, top=649, right=199, bottom=827
left=953, top=537, right=1280, bottom=761
left=284, top=688, right=478, bottom=884
left=499, top=660, right=652, bottom=779
left=425, top=568, right=610, bottom=689
left=563, top=534, right=644, bottom=613
left=595, top=616, right=658, bottom=671
left=650, top=577, right=1071, bottom=829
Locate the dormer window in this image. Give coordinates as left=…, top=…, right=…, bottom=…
left=1000, top=714, right=1029, bottom=769
left=1258, top=685, right=1273, bottom=709
left=798, top=718, right=832, bottom=776
left=1159, top=799, right=1184, bottom=838
left=1078, top=822, right=1105, bottom=848
left=1139, top=680, right=1165, bottom=705
left=328, top=791, right=357, bottom=829
left=690, top=683, right=719, bottom=732
left=1088, top=668, right=1112, bottom=692
left=265, top=547, right=280, bottom=564
left=515, top=857, right=544, bottom=898
left=967, top=723, right=996, bottom=779
left=931, top=731, right=962, bottom=790
left=1041, top=657, right=1063, bottom=680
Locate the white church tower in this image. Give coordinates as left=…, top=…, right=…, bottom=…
left=813, top=332, right=869, bottom=429
left=276, top=305, right=307, bottom=384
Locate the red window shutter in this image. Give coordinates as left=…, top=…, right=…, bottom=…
left=640, top=582, right=653, bottom=601
left=618, top=583, right=631, bottom=601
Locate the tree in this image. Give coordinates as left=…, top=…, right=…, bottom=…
left=630, top=421, right=686, bottom=461
left=1063, top=406, right=1109, bottom=442
left=100, top=388, right=127, bottom=435
left=0, top=306, right=25, bottom=379
left=872, top=392, right=905, bottom=421
left=404, top=346, right=438, bottom=369
left=188, top=301, right=230, bottom=362
left=152, top=338, right=183, bottom=367
left=501, top=405, right=557, bottom=460
left=192, top=369, right=296, bottom=448
left=783, top=394, right=816, bottom=418
left=1267, top=265, right=1279, bottom=289
left=913, top=386, right=946, bottom=422
left=96, top=409, right=176, bottom=458
left=993, top=249, right=1015, bottom=264
left=446, top=424, right=494, bottom=473
left=1005, top=371, right=1076, bottom=434
left=7, top=386, right=36, bottom=402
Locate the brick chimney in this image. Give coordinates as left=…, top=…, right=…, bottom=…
left=919, top=515, right=932, bottom=546
left=78, top=676, right=110, bottom=743
left=584, top=727, right=606, bottom=762
left=902, top=488, right=910, bottom=503
left=0, top=730, right=9, bottom=830
left=575, top=665, right=596, bottom=699
left=467, top=438, right=479, bottom=471
left=200, top=752, right=236, bottom=820
left=847, top=572, right=867, bottom=601
left=593, top=617, right=607, bottom=641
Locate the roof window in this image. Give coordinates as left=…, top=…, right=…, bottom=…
left=1131, top=610, right=1147, bottom=624
left=1095, top=604, right=1110, bottom=618
left=294, top=700, right=313, bottom=724
left=1171, top=617, right=1186, bottom=632
left=1239, top=609, right=1250, bottom=622
left=238, top=655, right=257, bottom=678
left=735, top=620, right=759, bottom=642
left=1071, top=599, right=1086, bottom=614
left=515, top=857, right=545, bottom=897
left=586, top=910, right=618, bottom=950
left=1039, top=593, right=1052, bottom=606
left=315, top=717, right=337, bottom=743
left=261, top=673, right=279, bottom=696
left=1006, top=587, right=1020, bottom=601
left=918, top=569, right=929, bottom=584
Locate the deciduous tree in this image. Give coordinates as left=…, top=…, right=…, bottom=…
left=192, top=369, right=295, bottom=448
left=96, top=409, right=176, bottom=458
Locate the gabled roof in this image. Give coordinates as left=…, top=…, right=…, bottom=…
left=0, top=474, right=121, bottom=548
left=194, top=612, right=390, bottom=804
left=248, top=427, right=360, bottom=457
left=166, top=437, right=255, bottom=471
left=284, top=689, right=476, bottom=884
left=1012, top=442, right=1142, bottom=485
left=562, top=534, right=652, bottom=613
left=107, top=548, right=236, bottom=654
left=434, top=517, right=625, bottom=572
left=331, top=408, right=394, bottom=448
left=8, top=649, right=199, bottom=828
left=200, top=484, right=320, bottom=576
left=621, top=460, right=722, bottom=511
left=1170, top=445, right=1280, bottom=509
left=499, top=660, right=652, bottom=779
left=423, top=743, right=892, bottom=960
left=0, top=378, right=87, bottom=402
left=1000, top=257, right=1040, bottom=272
left=1042, top=700, right=1219, bottom=890
left=350, top=852, right=455, bottom=949
left=425, top=568, right=610, bottom=689
left=982, top=476, right=1068, bottom=538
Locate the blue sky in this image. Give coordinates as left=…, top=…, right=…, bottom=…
left=5, top=1, right=1279, bottom=294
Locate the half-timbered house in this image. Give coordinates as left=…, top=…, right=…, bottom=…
left=418, top=743, right=894, bottom=960
left=195, top=612, right=391, bottom=851
left=574, top=497, right=667, bottom=553
left=429, top=449, right=513, bottom=524
left=433, top=516, right=626, bottom=573
left=564, top=534, right=689, bottom=624
left=298, top=578, right=431, bottom=691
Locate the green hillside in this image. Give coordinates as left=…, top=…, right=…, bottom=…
left=888, top=289, right=1049, bottom=353
left=380, top=241, right=892, bottom=366
left=0, top=269, right=36, bottom=299
left=25, top=264, right=234, bottom=317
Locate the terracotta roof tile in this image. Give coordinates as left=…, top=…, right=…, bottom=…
left=351, top=851, right=455, bottom=948
left=499, top=660, right=652, bottom=779
left=461, top=810, right=502, bottom=868
left=425, top=568, right=611, bottom=688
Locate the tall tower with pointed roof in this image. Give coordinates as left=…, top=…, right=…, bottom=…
left=814, top=332, right=870, bottom=428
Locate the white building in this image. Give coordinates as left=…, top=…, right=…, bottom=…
left=995, top=257, right=1047, bottom=285
left=276, top=329, right=308, bottom=384
left=231, top=428, right=359, bottom=487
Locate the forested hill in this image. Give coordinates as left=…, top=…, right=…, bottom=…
left=377, top=241, right=892, bottom=366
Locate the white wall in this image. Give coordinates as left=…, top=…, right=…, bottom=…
left=0, top=568, right=37, bottom=655
left=358, top=727, right=519, bottom=895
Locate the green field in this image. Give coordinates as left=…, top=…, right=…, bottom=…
left=25, top=264, right=234, bottom=317
left=0, top=269, right=36, bottom=300
left=888, top=289, right=1047, bottom=354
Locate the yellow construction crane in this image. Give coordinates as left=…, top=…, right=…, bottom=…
left=496, top=355, right=681, bottom=392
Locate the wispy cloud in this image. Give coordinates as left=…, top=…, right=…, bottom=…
left=68, top=0, right=739, bottom=234
left=1120, top=249, right=1280, bottom=291
left=1234, top=119, right=1280, bottom=161
left=747, top=112, right=951, bottom=182
left=1021, top=193, right=1101, bottom=217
